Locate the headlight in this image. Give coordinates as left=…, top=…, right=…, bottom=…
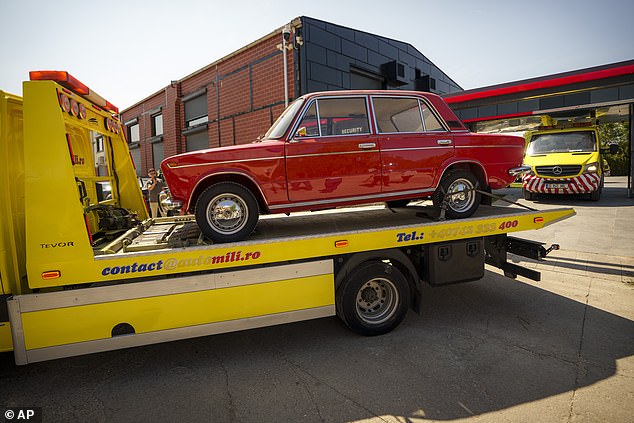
left=584, top=162, right=599, bottom=173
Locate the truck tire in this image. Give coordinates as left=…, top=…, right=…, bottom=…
left=336, top=261, right=410, bottom=336
left=195, top=182, right=259, bottom=243
left=589, top=176, right=603, bottom=201
left=432, top=169, right=481, bottom=219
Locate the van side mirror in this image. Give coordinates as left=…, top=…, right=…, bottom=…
left=601, top=143, right=619, bottom=155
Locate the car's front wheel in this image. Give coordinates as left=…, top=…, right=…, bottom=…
left=195, top=182, right=259, bottom=243
left=432, top=169, right=481, bottom=219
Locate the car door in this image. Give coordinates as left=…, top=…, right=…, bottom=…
left=372, top=96, right=454, bottom=193
left=285, top=96, right=381, bottom=204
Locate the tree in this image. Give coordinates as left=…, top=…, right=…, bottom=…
left=599, top=122, right=630, bottom=176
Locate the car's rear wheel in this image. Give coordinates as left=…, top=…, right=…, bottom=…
left=432, top=169, right=481, bottom=219
left=195, top=182, right=259, bottom=243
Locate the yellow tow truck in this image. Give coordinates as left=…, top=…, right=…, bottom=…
left=0, top=72, right=575, bottom=365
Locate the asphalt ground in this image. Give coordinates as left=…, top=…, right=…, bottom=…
left=1, top=177, right=633, bottom=423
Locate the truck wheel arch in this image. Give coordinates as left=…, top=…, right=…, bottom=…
left=334, top=248, right=422, bottom=312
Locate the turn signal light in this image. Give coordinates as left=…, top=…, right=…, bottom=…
left=335, top=240, right=349, bottom=248
left=534, top=217, right=544, bottom=224
left=41, top=271, right=61, bottom=280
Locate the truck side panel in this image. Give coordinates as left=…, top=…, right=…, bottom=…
left=9, top=260, right=334, bottom=364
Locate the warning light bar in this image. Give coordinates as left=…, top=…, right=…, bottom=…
left=29, top=70, right=119, bottom=114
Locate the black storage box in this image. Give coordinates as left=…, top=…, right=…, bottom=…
left=424, top=238, right=485, bottom=286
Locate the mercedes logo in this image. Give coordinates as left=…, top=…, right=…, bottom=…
left=552, top=166, right=563, bottom=175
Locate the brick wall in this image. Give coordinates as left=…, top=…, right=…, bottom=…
left=121, top=29, right=295, bottom=175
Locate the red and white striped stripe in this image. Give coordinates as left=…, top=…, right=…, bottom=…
left=522, top=173, right=601, bottom=194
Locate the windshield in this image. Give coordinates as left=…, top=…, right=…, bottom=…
left=264, top=98, right=305, bottom=139
left=527, top=131, right=596, bottom=155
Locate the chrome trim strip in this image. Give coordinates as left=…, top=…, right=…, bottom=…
left=16, top=260, right=333, bottom=312
left=167, top=156, right=282, bottom=169
left=287, top=150, right=379, bottom=159
left=369, top=94, right=450, bottom=133
left=382, top=146, right=453, bottom=153
left=455, top=145, right=524, bottom=149
left=289, top=95, right=372, bottom=141
left=269, top=187, right=435, bottom=210
left=24, top=306, right=336, bottom=364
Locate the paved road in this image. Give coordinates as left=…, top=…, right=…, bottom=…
left=1, top=178, right=633, bottom=423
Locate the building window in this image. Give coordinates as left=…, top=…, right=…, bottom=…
left=127, top=122, right=140, bottom=143
left=129, top=146, right=142, bottom=177
left=186, top=130, right=209, bottom=152
left=152, top=141, right=164, bottom=171
left=184, top=94, right=208, bottom=127
left=152, top=113, right=163, bottom=136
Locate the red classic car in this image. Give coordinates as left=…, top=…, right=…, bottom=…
left=161, top=90, right=526, bottom=242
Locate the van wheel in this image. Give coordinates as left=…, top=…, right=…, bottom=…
left=336, top=261, right=410, bottom=336
left=195, top=182, right=259, bottom=243
left=523, top=189, right=535, bottom=201
left=589, top=176, right=604, bottom=201
left=432, top=170, right=481, bottom=219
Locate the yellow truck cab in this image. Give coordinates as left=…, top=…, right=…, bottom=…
left=521, top=123, right=614, bottom=201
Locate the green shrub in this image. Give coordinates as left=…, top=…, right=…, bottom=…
left=599, top=122, right=630, bottom=176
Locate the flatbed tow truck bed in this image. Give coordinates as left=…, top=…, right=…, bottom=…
left=7, top=204, right=574, bottom=365
left=0, top=72, right=575, bottom=365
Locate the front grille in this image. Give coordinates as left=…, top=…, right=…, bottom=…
left=535, top=165, right=582, bottom=177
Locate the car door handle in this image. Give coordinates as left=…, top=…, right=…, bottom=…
left=437, top=139, right=452, bottom=145
left=358, top=143, right=376, bottom=150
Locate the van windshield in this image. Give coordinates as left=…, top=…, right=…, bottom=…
left=527, top=131, right=596, bottom=155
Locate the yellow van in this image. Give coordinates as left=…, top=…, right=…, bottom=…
left=521, top=126, right=613, bottom=201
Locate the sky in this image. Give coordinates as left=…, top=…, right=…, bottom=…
left=1, top=0, right=633, bottom=110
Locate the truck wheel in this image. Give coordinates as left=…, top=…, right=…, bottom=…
left=523, top=189, right=535, bottom=201
left=195, top=182, right=259, bottom=243
left=336, top=261, right=410, bottom=336
left=432, top=170, right=481, bottom=219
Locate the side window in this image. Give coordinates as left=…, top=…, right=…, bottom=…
left=296, top=102, right=320, bottom=137
left=373, top=97, right=423, bottom=133
left=317, top=98, right=370, bottom=136
left=421, top=103, right=445, bottom=132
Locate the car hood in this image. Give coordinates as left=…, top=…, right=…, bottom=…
left=163, top=140, right=285, bottom=168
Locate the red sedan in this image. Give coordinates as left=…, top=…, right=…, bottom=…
left=162, top=91, right=526, bottom=242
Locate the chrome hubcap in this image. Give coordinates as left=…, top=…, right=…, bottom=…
left=355, top=277, right=399, bottom=325
left=446, top=178, right=475, bottom=213
left=206, top=193, right=248, bottom=235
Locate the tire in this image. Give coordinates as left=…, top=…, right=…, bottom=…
left=589, top=176, right=603, bottom=201
left=336, top=261, right=410, bottom=336
left=432, top=170, right=481, bottom=219
left=523, top=189, right=535, bottom=201
left=195, top=182, right=259, bottom=243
